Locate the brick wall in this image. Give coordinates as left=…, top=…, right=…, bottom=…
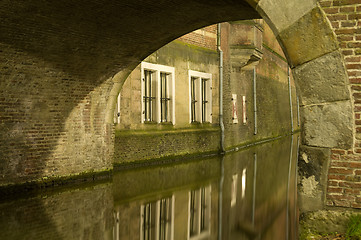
left=178, top=25, right=217, bottom=51
left=320, top=1, right=361, bottom=208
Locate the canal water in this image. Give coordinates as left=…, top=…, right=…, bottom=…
left=0, top=135, right=299, bottom=240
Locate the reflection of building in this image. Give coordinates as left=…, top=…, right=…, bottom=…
left=113, top=184, right=215, bottom=240
left=141, top=196, right=174, bottom=240
left=188, top=186, right=212, bottom=240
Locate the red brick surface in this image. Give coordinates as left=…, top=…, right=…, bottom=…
left=321, top=0, right=361, bottom=208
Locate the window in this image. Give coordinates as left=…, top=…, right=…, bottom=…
left=189, top=70, right=212, bottom=123
left=188, top=186, right=211, bottom=240
left=141, top=196, right=174, bottom=240
left=144, top=69, right=156, bottom=122
left=141, top=62, right=175, bottom=124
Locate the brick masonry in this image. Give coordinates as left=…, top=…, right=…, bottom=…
left=178, top=25, right=218, bottom=51
left=320, top=0, right=361, bottom=208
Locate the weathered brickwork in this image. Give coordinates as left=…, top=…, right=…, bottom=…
left=0, top=43, right=114, bottom=186
left=320, top=0, right=361, bottom=208
left=178, top=25, right=217, bottom=51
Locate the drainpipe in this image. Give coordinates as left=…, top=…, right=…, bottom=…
left=252, top=153, right=257, bottom=226
left=217, top=23, right=225, bottom=240
left=294, top=136, right=299, bottom=240
left=288, top=68, right=294, bottom=132
left=218, top=23, right=225, bottom=153
left=218, top=155, right=224, bottom=240
left=286, top=135, right=294, bottom=240
left=253, top=68, right=257, bottom=135
left=297, top=96, right=300, bottom=127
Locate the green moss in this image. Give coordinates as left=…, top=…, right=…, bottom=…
left=172, top=39, right=218, bottom=54
left=115, top=125, right=219, bottom=137
left=347, top=215, right=361, bottom=240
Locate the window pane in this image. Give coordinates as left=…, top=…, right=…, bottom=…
left=144, top=70, right=155, bottom=122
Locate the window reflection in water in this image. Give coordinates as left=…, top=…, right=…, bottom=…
left=141, top=197, right=174, bottom=240
left=109, top=135, right=298, bottom=240
left=188, top=186, right=211, bottom=240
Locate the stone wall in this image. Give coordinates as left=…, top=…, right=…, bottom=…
left=114, top=128, right=220, bottom=164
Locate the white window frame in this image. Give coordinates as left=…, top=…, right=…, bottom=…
left=141, top=62, right=175, bottom=125
left=140, top=196, right=175, bottom=240
left=188, top=70, right=212, bottom=123
left=187, top=186, right=212, bottom=240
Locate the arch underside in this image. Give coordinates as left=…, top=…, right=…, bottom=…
left=0, top=0, right=353, bottom=214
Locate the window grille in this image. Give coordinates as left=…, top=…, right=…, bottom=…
left=189, top=70, right=212, bottom=124
left=201, top=78, right=209, bottom=123
left=144, top=70, right=156, bottom=122
left=160, top=72, right=171, bottom=122
left=141, top=62, right=175, bottom=124
left=190, top=77, right=197, bottom=123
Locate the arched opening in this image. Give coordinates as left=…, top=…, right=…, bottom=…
left=0, top=1, right=354, bottom=217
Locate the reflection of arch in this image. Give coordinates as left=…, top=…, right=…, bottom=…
left=0, top=1, right=352, bottom=195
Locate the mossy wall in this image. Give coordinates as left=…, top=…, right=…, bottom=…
left=114, top=127, right=220, bottom=164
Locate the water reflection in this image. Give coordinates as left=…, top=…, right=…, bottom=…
left=0, top=135, right=299, bottom=240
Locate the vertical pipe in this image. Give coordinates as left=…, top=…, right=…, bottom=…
left=252, top=153, right=257, bottom=226
left=288, top=68, right=294, bottom=132
left=294, top=136, right=299, bottom=240
left=161, top=73, right=163, bottom=122
left=297, top=96, right=300, bottom=127
left=217, top=23, right=225, bottom=153
left=253, top=68, right=257, bottom=135
left=286, top=135, right=294, bottom=240
left=218, top=155, right=224, bottom=240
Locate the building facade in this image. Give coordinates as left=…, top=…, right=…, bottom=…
left=113, top=21, right=298, bottom=165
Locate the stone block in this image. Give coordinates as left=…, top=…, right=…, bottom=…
left=278, top=7, right=338, bottom=67
left=257, top=0, right=317, bottom=34
left=293, top=51, right=350, bottom=106
left=298, top=145, right=330, bottom=212
left=301, top=101, right=353, bottom=149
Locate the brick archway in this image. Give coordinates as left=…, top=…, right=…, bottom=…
left=0, top=0, right=353, bottom=211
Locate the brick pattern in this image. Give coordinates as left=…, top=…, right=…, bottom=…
left=0, top=44, right=114, bottom=185
left=320, top=0, right=361, bottom=208
left=178, top=25, right=217, bottom=51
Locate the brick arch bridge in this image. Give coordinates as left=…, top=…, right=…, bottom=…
left=0, top=0, right=356, bottom=209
